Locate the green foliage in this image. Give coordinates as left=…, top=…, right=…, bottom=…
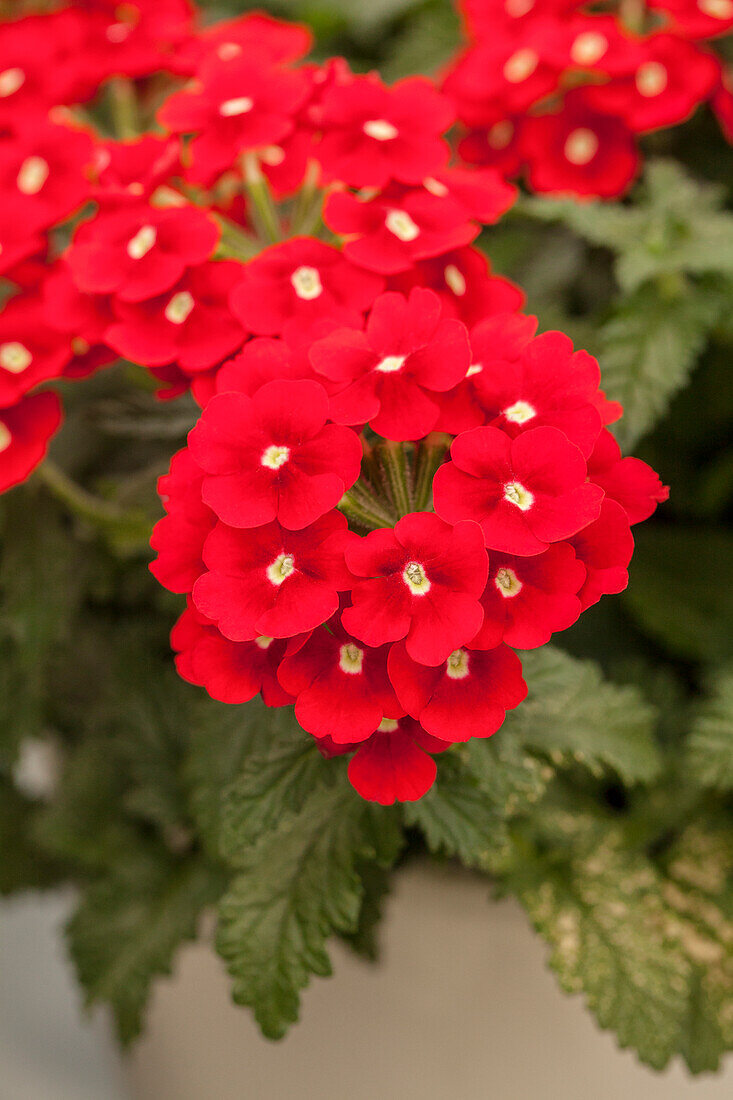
left=686, top=668, right=733, bottom=790
left=217, top=713, right=403, bottom=1038
left=68, top=850, right=225, bottom=1044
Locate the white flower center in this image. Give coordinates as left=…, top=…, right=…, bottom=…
left=266, top=552, right=295, bottom=586
left=127, top=224, right=157, bottom=259
left=219, top=96, right=254, bottom=117
left=495, top=566, right=523, bottom=598
left=503, top=48, right=538, bottom=84
left=504, top=481, right=534, bottom=511
left=570, top=32, right=608, bottom=66
left=378, top=718, right=399, bottom=733
left=403, top=560, right=431, bottom=594
left=71, top=337, right=90, bottom=356
left=385, top=209, right=420, bottom=242
left=487, top=120, right=514, bottom=150
left=363, top=119, right=398, bottom=141
left=106, top=21, right=132, bottom=43
left=217, top=42, right=242, bottom=60
left=0, top=421, right=11, bottom=453
left=291, top=265, right=323, bottom=300
left=164, top=290, right=195, bottom=325
left=423, top=176, right=449, bottom=197
left=564, top=128, right=599, bottom=166
left=255, top=635, right=274, bottom=649
left=0, top=342, right=32, bottom=373
left=0, top=68, right=24, bottom=97
left=698, top=0, right=733, bottom=17
left=260, top=145, right=285, bottom=166
left=339, top=643, right=364, bottom=674
left=444, top=264, right=466, bottom=296
left=446, top=649, right=470, bottom=679
left=503, top=400, right=536, bottom=424
left=17, top=156, right=49, bottom=195
left=466, top=363, right=483, bottom=378
left=635, top=62, right=668, bottom=98
left=375, top=355, right=405, bottom=374
left=261, top=444, right=290, bottom=470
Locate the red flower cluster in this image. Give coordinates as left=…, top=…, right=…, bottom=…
left=0, top=3, right=669, bottom=804
left=444, top=0, right=732, bottom=197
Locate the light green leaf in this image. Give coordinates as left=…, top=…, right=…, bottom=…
left=503, top=647, right=661, bottom=783
left=686, top=667, right=733, bottom=791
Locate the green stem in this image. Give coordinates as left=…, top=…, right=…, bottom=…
left=108, top=76, right=139, bottom=140
left=290, top=160, right=324, bottom=237
left=339, top=480, right=397, bottom=530
left=413, top=434, right=451, bottom=512
left=37, top=461, right=133, bottom=527
left=214, top=216, right=261, bottom=261
left=376, top=442, right=414, bottom=518
left=242, top=153, right=282, bottom=245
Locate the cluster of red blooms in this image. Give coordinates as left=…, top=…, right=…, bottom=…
left=0, top=2, right=668, bottom=803
left=444, top=0, right=733, bottom=197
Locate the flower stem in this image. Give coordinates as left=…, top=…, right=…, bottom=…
left=37, top=461, right=135, bottom=527
left=376, top=442, right=414, bottom=518
left=413, top=434, right=451, bottom=512
left=108, top=76, right=139, bottom=140
left=242, top=153, right=282, bottom=245
left=290, top=160, right=324, bottom=237
left=339, top=479, right=397, bottom=531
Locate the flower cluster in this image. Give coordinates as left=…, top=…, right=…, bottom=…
left=1, top=3, right=668, bottom=804
left=444, top=0, right=732, bottom=197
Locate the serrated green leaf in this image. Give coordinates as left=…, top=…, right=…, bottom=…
left=217, top=771, right=383, bottom=1039
left=503, top=647, right=660, bottom=783
left=599, top=280, right=725, bottom=449
left=685, top=667, right=733, bottom=790
left=340, top=861, right=393, bottom=961
left=508, top=825, right=691, bottom=1070
left=0, top=776, right=66, bottom=895
left=68, top=851, right=225, bottom=1045
left=624, top=528, right=733, bottom=664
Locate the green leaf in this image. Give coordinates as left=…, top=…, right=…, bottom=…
left=404, top=753, right=513, bottom=872
left=217, top=773, right=386, bottom=1038
left=686, top=667, right=733, bottom=791
left=624, top=528, right=733, bottom=664
left=340, top=861, right=393, bottom=962
left=599, top=279, right=725, bottom=450
left=508, top=821, right=691, bottom=1070
left=0, top=492, right=84, bottom=763
left=503, top=647, right=661, bottom=783
left=662, top=820, right=733, bottom=1074
left=0, top=777, right=66, bottom=895
left=67, top=851, right=225, bottom=1045
left=216, top=710, right=402, bottom=1038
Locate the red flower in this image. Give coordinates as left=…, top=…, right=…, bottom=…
left=436, top=311, right=538, bottom=434
left=0, top=121, right=93, bottom=233
left=0, top=391, right=62, bottom=494
left=443, top=36, right=561, bottom=123
left=278, top=621, right=404, bottom=743
left=193, top=511, right=353, bottom=641
left=171, top=606, right=293, bottom=707
left=67, top=204, right=220, bottom=303
left=207, top=337, right=312, bottom=401
left=316, top=74, right=454, bottom=189
left=150, top=448, right=216, bottom=594
left=387, top=640, right=527, bottom=741
left=583, top=35, right=719, bottom=133
left=309, top=287, right=470, bottom=440
left=458, top=117, right=525, bottom=177
left=342, top=511, right=487, bottom=666
left=521, top=90, right=639, bottom=198
left=587, top=428, right=669, bottom=524
left=188, top=378, right=363, bottom=530
left=158, top=53, right=311, bottom=182
left=346, top=716, right=450, bottom=804
left=389, top=245, right=524, bottom=326
left=324, top=185, right=479, bottom=276
left=471, top=543, right=586, bottom=649
left=0, top=294, right=71, bottom=408
left=91, top=136, right=180, bottom=206
left=433, top=425, right=603, bottom=555
left=175, top=11, right=312, bottom=73
left=472, top=329, right=605, bottom=457
left=229, top=238, right=384, bottom=339
left=0, top=9, right=83, bottom=126
left=649, top=0, right=733, bottom=38
left=106, top=261, right=246, bottom=373
left=569, top=498, right=634, bottom=610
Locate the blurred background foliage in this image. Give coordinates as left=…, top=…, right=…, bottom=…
left=0, top=0, right=731, bottom=1075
